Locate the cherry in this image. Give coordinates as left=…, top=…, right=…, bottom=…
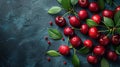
left=115, top=6, right=120, bottom=13
left=64, top=27, right=74, bottom=36
left=47, top=57, right=51, bottom=62
left=83, top=39, right=93, bottom=48
left=89, top=27, right=99, bottom=39
left=91, top=14, right=101, bottom=24
left=89, top=2, right=99, bottom=12
left=93, top=45, right=105, bottom=56
left=107, top=51, right=118, bottom=61
left=102, top=10, right=113, bottom=18
left=55, top=16, right=66, bottom=27
left=80, top=24, right=89, bottom=34
left=87, top=55, right=98, bottom=64
left=70, top=36, right=82, bottom=48
left=63, top=61, right=67, bottom=65
left=78, top=0, right=89, bottom=8
left=58, top=45, right=70, bottom=56
left=49, top=21, right=53, bottom=26
left=78, top=10, right=88, bottom=20
left=69, top=16, right=81, bottom=28
left=47, top=41, right=51, bottom=45
left=99, top=35, right=110, bottom=46
left=111, top=35, right=120, bottom=45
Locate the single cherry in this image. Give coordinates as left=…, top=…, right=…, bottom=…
left=89, top=27, right=99, bottom=39
left=115, top=6, right=120, bottom=13
left=70, top=36, right=82, bottom=48
left=89, top=2, right=99, bottom=12
left=111, top=35, right=120, bottom=45
left=78, top=0, right=89, bottom=8
left=99, top=35, right=110, bottom=46
left=91, top=14, right=101, bottom=24
left=55, top=16, right=66, bottom=27
left=102, top=10, right=113, bottom=18
left=64, top=27, right=74, bottom=36
left=58, top=45, right=70, bottom=56
left=107, top=51, right=118, bottom=61
left=93, top=45, right=105, bottom=56
left=87, top=55, right=98, bottom=64
left=80, top=24, right=89, bottom=34
left=83, top=39, right=93, bottom=48
left=78, top=10, right=88, bottom=20
left=69, top=16, right=81, bottom=28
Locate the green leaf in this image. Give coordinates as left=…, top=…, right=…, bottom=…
left=86, top=19, right=98, bottom=27
left=97, top=0, right=105, bottom=10
left=48, top=28, right=63, bottom=40
left=48, top=6, right=62, bottom=14
left=106, top=0, right=113, bottom=6
left=46, top=50, right=61, bottom=57
left=103, top=17, right=114, bottom=27
left=72, top=54, right=80, bottom=67
left=78, top=47, right=89, bottom=54
left=101, top=58, right=109, bottom=67
left=115, top=45, right=120, bottom=55
left=71, top=0, right=78, bottom=5
left=57, top=0, right=62, bottom=4
left=61, top=0, right=71, bottom=11
left=116, top=28, right=120, bottom=34
left=114, top=11, right=120, bottom=27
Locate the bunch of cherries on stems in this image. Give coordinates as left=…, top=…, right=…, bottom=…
left=47, top=0, right=120, bottom=65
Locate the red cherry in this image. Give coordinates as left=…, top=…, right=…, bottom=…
left=47, top=41, right=51, bottom=45
left=99, top=35, right=110, bottom=46
left=111, top=35, right=120, bottom=45
left=89, top=27, right=99, bottom=39
left=89, top=2, right=99, bottom=12
left=69, top=16, right=81, bottom=28
left=64, top=27, right=74, bottom=36
left=58, top=45, right=70, bottom=56
left=55, top=16, right=66, bottom=27
left=47, top=57, right=51, bottom=62
left=49, top=21, right=53, bottom=26
left=78, top=10, right=88, bottom=20
left=102, top=10, right=113, bottom=18
left=93, top=45, right=105, bottom=56
left=115, top=6, right=120, bottom=13
left=84, top=39, right=93, bottom=48
left=87, top=55, right=98, bottom=64
left=78, top=0, right=89, bottom=8
left=107, top=51, right=118, bottom=61
left=63, top=61, right=67, bottom=65
left=91, top=14, right=101, bottom=24
left=80, top=24, right=89, bottom=34
left=70, top=36, right=82, bottom=48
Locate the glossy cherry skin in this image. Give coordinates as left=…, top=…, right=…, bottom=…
left=70, top=36, right=82, bottom=48
left=80, top=24, right=89, bottom=34
left=69, top=16, right=81, bottom=28
left=93, top=45, right=105, bottom=56
left=115, top=6, right=120, bottom=13
left=64, top=27, right=74, bottom=36
left=89, top=27, right=99, bottom=39
left=78, top=10, right=88, bottom=20
left=111, top=35, right=120, bottom=45
left=91, top=14, right=101, bottom=24
left=89, top=2, right=99, bottom=12
left=58, top=45, right=70, bottom=56
left=99, top=35, right=110, bottom=46
left=102, top=10, right=113, bottom=18
left=107, top=51, right=118, bottom=61
left=78, top=0, right=89, bottom=8
left=84, top=39, right=93, bottom=48
left=87, top=55, right=98, bottom=64
left=55, top=16, right=66, bottom=27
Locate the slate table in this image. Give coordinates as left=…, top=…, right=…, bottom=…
left=0, top=0, right=120, bottom=67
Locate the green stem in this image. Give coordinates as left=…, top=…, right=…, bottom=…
left=62, top=11, right=71, bottom=17
left=98, top=30, right=109, bottom=32
left=72, top=27, right=81, bottom=30
left=73, top=48, right=76, bottom=54
left=113, top=2, right=118, bottom=7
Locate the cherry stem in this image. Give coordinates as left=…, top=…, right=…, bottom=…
left=62, top=11, right=71, bottom=17
left=113, top=2, right=118, bottom=7
left=73, top=48, right=76, bottom=54
left=72, top=27, right=81, bottom=30
left=98, top=30, right=109, bottom=32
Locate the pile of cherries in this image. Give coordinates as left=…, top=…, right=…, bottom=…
left=50, top=0, right=120, bottom=64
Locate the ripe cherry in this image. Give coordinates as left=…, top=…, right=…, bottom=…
left=115, top=6, right=120, bottom=13
left=55, top=16, right=66, bottom=27
left=91, top=14, right=101, bottom=24
left=93, top=45, right=105, bottom=56
left=69, top=16, right=81, bottom=28
left=64, top=27, right=74, bottom=36
left=70, top=36, right=82, bottom=48
left=99, top=35, right=110, bottom=46
left=58, top=45, right=70, bottom=56
left=111, top=35, right=120, bottom=45
left=87, top=55, right=98, bottom=64
left=107, top=51, right=118, bottom=61
left=83, top=39, right=93, bottom=48
left=78, top=0, right=89, bottom=8
left=102, top=10, right=113, bottom=18
left=80, top=24, right=89, bottom=34
left=89, top=2, right=99, bottom=12
left=78, top=10, right=88, bottom=20
left=89, top=27, right=99, bottom=39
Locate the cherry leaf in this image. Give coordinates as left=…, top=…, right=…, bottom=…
left=72, top=54, right=80, bottom=67
left=97, top=0, right=105, bottom=10
left=57, top=0, right=62, bottom=4
left=61, top=0, right=71, bottom=11
left=116, top=28, right=120, bottom=34
left=101, top=58, right=109, bottom=67
left=46, top=50, right=61, bottom=57
left=103, top=17, right=114, bottom=27
left=78, top=47, right=89, bottom=54
left=114, top=11, right=120, bottom=27
left=48, top=6, right=62, bottom=14
left=115, top=45, right=120, bottom=55
left=71, top=0, right=78, bottom=5
left=86, top=19, right=98, bottom=27
left=106, top=0, right=113, bottom=6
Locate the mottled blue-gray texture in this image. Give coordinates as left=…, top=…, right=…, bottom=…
left=0, top=0, right=120, bottom=67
